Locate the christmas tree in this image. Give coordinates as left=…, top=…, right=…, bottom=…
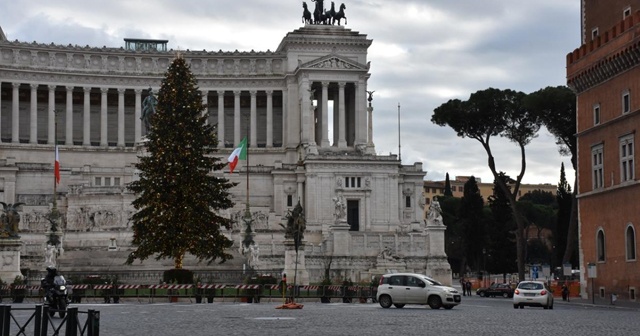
left=127, top=56, right=235, bottom=270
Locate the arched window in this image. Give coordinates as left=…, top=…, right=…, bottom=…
left=626, top=225, right=636, bottom=261
left=597, top=229, right=606, bottom=262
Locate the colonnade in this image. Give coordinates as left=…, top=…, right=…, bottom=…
left=0, top=83, right=285, bottom=148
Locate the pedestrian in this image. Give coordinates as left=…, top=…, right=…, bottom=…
left=465, top=280, right=472, bottom=296
left=460, top=277, right=466, bottom=296
left=561, top=284, right=569, bottom=301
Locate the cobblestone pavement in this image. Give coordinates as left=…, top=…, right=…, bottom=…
left=7, top=295, right=640, bottom=336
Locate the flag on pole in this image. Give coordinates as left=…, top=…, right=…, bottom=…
left=54, top=145, right=61, bottom=184
left=227, top=137, right=247, bottom=173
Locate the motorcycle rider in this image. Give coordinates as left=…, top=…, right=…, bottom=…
left=42, top=266, right=58, bottom=292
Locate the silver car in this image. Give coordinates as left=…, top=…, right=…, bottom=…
left=513, top=281, right=554, bottom=309
left=376, top=273, right=461, bottom=309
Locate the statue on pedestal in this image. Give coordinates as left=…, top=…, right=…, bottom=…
left=141, top=88, right=158, bottom=131
left=332, top=195, right=347, bottom=222
left=427, top=199, right=444, bottom=226
left=0, top=202, right=24, bottom=238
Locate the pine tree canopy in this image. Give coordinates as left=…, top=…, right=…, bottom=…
left=126, top=56, right=236, bottom=268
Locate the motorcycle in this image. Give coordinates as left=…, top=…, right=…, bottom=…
left=42, top=275, right=69, bottom=318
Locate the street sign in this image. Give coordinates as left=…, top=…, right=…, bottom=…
left=563, top=262, right=572, bottom=276
left=531, top=265, right=539, bottom=279
left=588, top=263, right=597, bottom=278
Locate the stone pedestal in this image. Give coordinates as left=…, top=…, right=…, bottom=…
left=330, top=220, right=351, bottom=256
left=283, top=240, right=309, bottom=286
left=0, top=239, right=23, bottom=281
left=424, top=223, right=452, bottom=285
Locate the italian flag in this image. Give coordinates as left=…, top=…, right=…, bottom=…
left=227, top=137, right=247, bottom=173
left=54, top=145, right=60, bottom=184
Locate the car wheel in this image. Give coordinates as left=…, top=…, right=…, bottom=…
left=393, top=304, right=405, bottom=308
left=513, top=304, right=519, bottom=309
left=443, top=305, right=454, bottom=310
left=479, top=292, right=485, bottom=297
left=543, top=305, right=548, bottom=310
left=502, top=293, right=509, bottom=298
left=378, top=295, right=392, bottom=309
left=550, top=304, right=554, bottom=310
left=519, top=304, right=524, bottom=309
left=427, top=295, right=442, bottom=309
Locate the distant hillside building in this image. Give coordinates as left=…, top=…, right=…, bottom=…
left=567, top=0, right=640, bottom=302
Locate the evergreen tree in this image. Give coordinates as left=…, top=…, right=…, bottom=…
left=458, top=176, right=485, bottom=273
left=555, top=163, right=575, bottom=266
left=486, top=172, right=517, bottom=275
left=444, top=173, right=453, bottom=197
left=126, top=56, right=235, bottom=269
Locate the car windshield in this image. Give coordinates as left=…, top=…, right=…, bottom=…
left=518, top=282, right=543, bottom=290
left=422, top=277, right=442, bottom=286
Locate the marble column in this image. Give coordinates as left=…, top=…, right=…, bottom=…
left=300, top=78, right=310, bottom=143
left=11, top=83, right=19, bottom=143
left=266, top=90, right=273, bottom=148
left=47, top=85, right=55, bottom=144
left=233, top=90, right=241, bottom=145
left=320, top=82, right=330, bottom=147
left=65, top=86, right=73, bottom=145
left=30, top=84, right=38, bottom=144
left=82, top=87, right=91, bottom=146
left=117, top=88, right=125, bottom=147
left=201, top=90, right=208, bottom=124
left=250, top=90, right=257, bottom=147
left=134, top=89, right=142, bottom=143
left=100, top=88, right=108, bottom=147
left=217, top=90, right=225, bottom=148
left=355, top=79, right=367, bottom=145
left=337, top=82, right=347, bottom=148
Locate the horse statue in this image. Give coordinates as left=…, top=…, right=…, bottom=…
left=0, top=202, right=24, bottom=238
left=302, top=2, right=312, bottom=24
left=332, top=3, right=347, bottom=25
left=311, top=0, right=323, bottom=24
left=327, top=1, right=337, bottom=23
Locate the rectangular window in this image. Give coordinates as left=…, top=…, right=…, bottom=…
left=624, top=7, right=632, bottom=18
left=113, top=177, right=121, bottom=186
left=405, top=196, right=411, bottom=208
left=623, top=91, right=630, bottom=114
left=287, top=195, right=293, bottom=207
left=631, top=288, right=636, bottom=301
left=94, top=177, right=101, bottom=186
left=104, top=177, right=111, bottom=186
left=594, top=104, right=601, bottom=125
left=592, top=144, right=604, bottom=189
left=592, top=28, right=599, bottom=40
left=621, top=135, right=635, bottom=182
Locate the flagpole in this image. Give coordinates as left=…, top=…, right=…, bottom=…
left=53, top=109, right=57, bottom=209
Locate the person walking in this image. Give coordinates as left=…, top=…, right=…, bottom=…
left=465, top=280, right=472, bottom=296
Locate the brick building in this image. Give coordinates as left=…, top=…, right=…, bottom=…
left=567, top=0, right=640, bottom=301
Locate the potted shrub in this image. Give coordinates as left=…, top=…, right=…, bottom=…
left=319, top=277, right=332, bottom=303
left=11, top=276, right=26, bottom=303
left=341, top=279, right=354, bottom=303
left=163, top=269, right=194, bottom=302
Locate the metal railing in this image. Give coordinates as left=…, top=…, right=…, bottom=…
left=0, top=305, right=99, bottom=336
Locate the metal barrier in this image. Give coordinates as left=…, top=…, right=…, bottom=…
left=0, top=305, right=99, bottom=336
left=12, top=284, right=379, bottom=304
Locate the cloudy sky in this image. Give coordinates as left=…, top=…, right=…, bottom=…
left=1, top=0, right=580, bottom=185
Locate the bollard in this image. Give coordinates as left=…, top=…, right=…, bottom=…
left=0, top=305, right=10, bottom=336
left=65, top=307, right=78, bottom=336
left=88, top=309, right=100, bottom=336
left=34, top=305, right=42, bottom=336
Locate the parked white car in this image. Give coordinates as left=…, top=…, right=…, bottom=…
left=376, top=273, right=461, bottom=309
left=513, top=280, right=554, bottom=309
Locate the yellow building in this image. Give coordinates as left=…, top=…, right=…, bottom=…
left=422, top=176, right=556, bottom=219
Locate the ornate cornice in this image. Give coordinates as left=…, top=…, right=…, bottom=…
left=568, top=41, right=640, bottom=93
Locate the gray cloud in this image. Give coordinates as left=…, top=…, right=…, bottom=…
left=0, top=0, right=578, bottom=184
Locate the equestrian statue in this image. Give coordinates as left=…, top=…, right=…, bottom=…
left=303, top=1, right=347, bottom=26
